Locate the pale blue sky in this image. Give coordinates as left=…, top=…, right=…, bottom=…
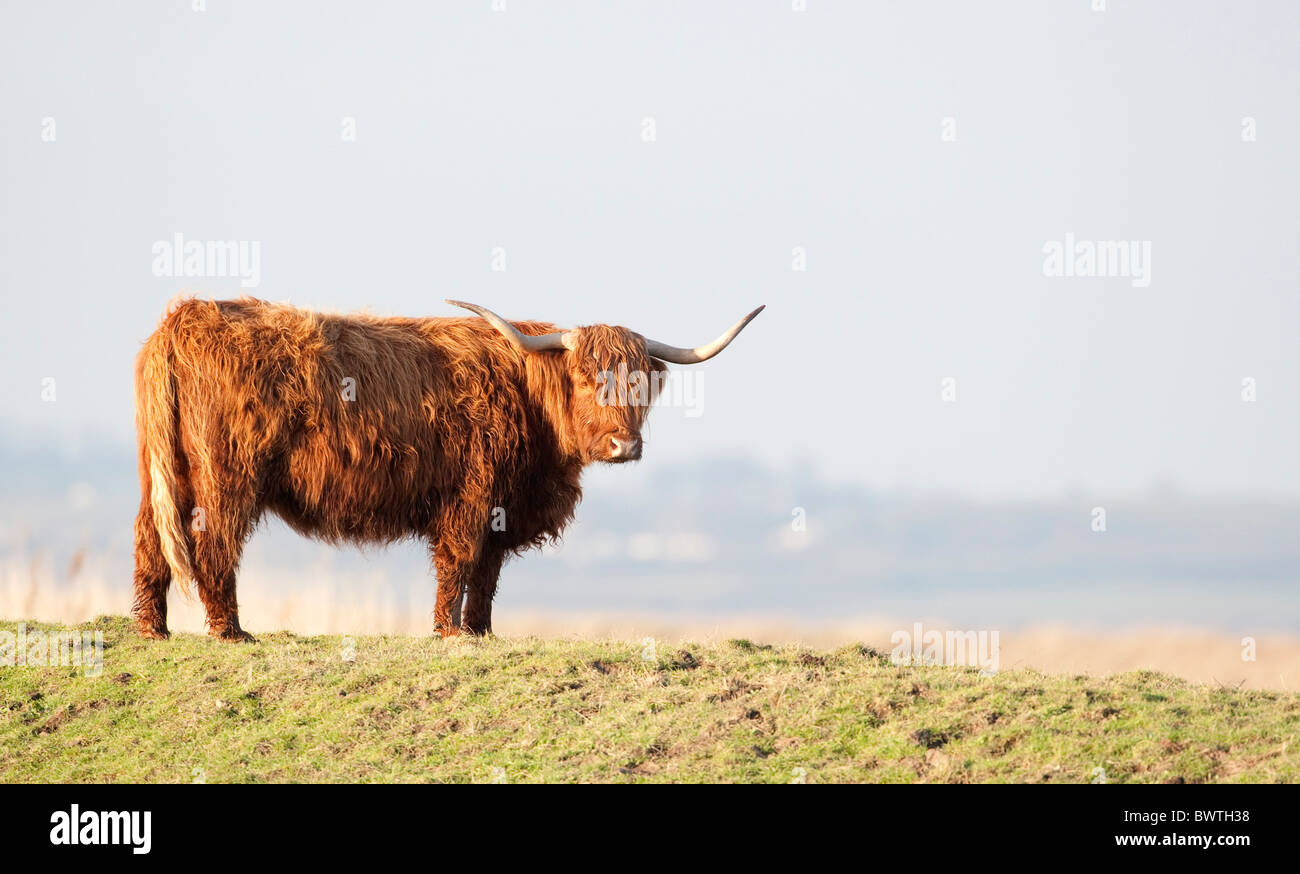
left=2, top=1, right=1297, bottom=499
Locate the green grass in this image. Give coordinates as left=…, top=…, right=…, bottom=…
left=1, top=616, right=1297, bottom=783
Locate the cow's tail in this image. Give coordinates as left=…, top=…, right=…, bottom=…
left=137, top=327, right=195, bottom=598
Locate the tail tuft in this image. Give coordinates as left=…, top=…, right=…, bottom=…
left=138, top=329, right=194, bottom=597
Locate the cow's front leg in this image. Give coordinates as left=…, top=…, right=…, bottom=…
left=431, top=544, right=471, bottom=638
left=462, top=547, right=506, bottom=637
left=449, top=584, right=465, bottom=629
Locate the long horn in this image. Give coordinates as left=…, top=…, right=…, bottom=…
left=641, top=305, right=765, bottom=364
left=445, top=300, right=574, bottom=353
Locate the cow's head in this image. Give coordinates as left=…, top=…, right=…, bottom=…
left=446, top=300, right=764, bottom=465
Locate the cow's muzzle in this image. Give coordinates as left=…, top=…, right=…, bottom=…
left=606, top=434, right=642, bottom=462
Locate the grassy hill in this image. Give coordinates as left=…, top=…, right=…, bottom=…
left=1, top=616, right=1296, bottom=783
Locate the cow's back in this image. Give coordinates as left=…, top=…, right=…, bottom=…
left=156, top=299, right=502, bottom=544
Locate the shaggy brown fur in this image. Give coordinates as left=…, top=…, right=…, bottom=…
left=132, top=298, right=669, bottom=641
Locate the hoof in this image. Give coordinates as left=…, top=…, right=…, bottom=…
left=137, top=623, right=170, bottom=641
left=209, top=626, right=257, bottom=643
left=433, top=624, right=461, bottom=639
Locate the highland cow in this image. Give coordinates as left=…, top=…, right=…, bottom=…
left=131, top=297, right=763, bottom=641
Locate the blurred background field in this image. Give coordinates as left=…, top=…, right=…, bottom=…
left=5, top=444, right=1297, bottom=690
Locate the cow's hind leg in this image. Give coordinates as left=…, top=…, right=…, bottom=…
left=191, top=486, right=258, bottom=642
left=131, top=497, right=171, bottom=640
left=462, top=547, right=506, bottom=637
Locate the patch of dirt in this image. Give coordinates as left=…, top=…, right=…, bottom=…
left=644, top=741, right=671, bottom=759
left=619, top=761, right=660, bottom=777
left=708, top=677, right=762, bottom=703
left=36, top=704, right=76, bottom=735
left=666, top=650, right=701, bottom=670
left=911, top=728, right=951, bottom=749
left=427, top=685, right=455, bottom=702
left=985, top=734, right=1020, bottom=757
left=871, top=696, right=901, bottom=717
